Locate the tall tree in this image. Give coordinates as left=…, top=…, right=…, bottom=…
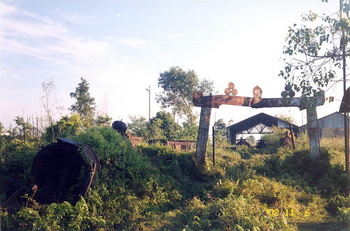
left=156, top=66, right=214, bottom=119
left=279, top=2, right=350, bottom=170
left=278, top=9, right=343, bottom=97
left=149, top=111, right=182, bottom=140
left=70, top=77, right=96, bottom=128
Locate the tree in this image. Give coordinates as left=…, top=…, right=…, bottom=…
left=279, top=3, right=349, bottom=166
left=128, top=115, right=149, bottom=138
left=13, top=116, right=33, bottom=142
left=213, top=119, right=228, bottom=147
left=44, top=114, right=83, bottom=142
left=156, top=66, right=214, bottom=119
left=181, top=119, right=198, bottom=140
left=275, top=114, right=296, bottom=124
left=278, top=9, right=343, bottom=97
left=95, top=113, right=112, bottom=127
left=149, top=111, right=182, bottom=140
left=0, top=122, right=3, bottom=134
left=70, top=77, right=96, bottom=128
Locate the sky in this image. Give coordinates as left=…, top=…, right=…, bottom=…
left=0, top=0, right=344, bottom=130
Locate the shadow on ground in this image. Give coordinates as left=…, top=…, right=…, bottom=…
left=297, top=222, right=349, bottom=231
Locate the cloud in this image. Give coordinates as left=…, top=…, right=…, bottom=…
left=0, top=2, right=110, bottom=65
left=163, top=33, right=185, bottom=39
left=117, top=38, right=147, bottom=47
left=0, top=2, right=18, bottom=15
left=53, top=9, right=97, bottom=25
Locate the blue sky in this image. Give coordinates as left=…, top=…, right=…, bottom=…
left=0, top=0, right=342, bottom=129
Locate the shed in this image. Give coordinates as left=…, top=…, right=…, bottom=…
left=227, top=113, right=299, bottom=144
left=300, top=112, right=349, bottom=138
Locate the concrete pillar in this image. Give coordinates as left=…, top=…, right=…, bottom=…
left=195, top=107, right=212, bottom=167
left=306, top=106, right=320, bottom=159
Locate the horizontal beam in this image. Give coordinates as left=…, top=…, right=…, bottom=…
left=193, top=91, right=325, bottom=110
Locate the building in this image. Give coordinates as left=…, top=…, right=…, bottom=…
left=300, top=112, right=349, bottom=138
left=227, top=112, right=299, bottom=144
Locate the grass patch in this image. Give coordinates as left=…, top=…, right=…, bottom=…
left=1, top=127, right=349, bottom=230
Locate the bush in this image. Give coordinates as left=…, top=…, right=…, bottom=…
left=1, top=127, right=348, bottom=230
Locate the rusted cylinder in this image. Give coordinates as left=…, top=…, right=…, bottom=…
left=112, top=120, right=128, bottom=136
left=31, top=138, right=100, bottom=204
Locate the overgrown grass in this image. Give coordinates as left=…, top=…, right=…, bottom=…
left=0, top=127, right=349, bottom=230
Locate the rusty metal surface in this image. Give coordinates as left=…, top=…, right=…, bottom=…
left=193, top=92, right=325, bottom=109
left=31, top=138, right=100, bottom=204
left=193, top=84, right=325, bottom=109
left=112, top=120, right=128, bottom=136
left=149, top=139, right=196, bottom=151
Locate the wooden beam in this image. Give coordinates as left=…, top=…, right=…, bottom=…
left=193, top=91, right=325, bottom=109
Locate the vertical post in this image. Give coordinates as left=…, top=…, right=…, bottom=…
left=345, top=113, right=349, bottom=177
left=340, top=0, right=350, bottom=179
left=306, top=106, right=320, bottom=159
left=289, top=124, right=295, bottom=150
left=146, top=86, right=151, bottom=123
left=146, top=86, right=151, bottom=141
left=212, top=126, right=215, bottom=166
left=195, top=107, right=212, bottom=168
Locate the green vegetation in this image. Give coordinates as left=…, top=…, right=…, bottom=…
left=70, top=77, right=97, bottom=128
left=1, top=126, right=349, bottom=230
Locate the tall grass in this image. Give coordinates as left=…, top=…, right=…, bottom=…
left=1, top=127, right=349, bottom=230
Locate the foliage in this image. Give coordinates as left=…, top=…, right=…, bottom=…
left=149, top=111, right=182, bottom=140
left=43, top=114, right=83, bottom=143
left=254, top=147, right=349, bottom=197
left=1, top=126, right=349, bottom=230
left=156, top=66, right=214, bottom=119
left=0, top=197, right=105, bottom=231
left=0, top=138, right=40, bottom=191
left=70, top=77, right=96, bottom=128
left=277, top=6, right=350, bottom=97
left=95, top=113, right=112, bottom=127
left=12, top=116, right=34, bottom=142
left=261, top=126, right=291, bottom=153
left=128, top=115, right=149, bottom=138
left=181, top=117, right=199, bottom=140
left=213, top=119, right=229, bottom=148
left=275, top=113, right=296, bottom=124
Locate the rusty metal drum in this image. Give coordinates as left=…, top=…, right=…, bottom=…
left=31, top=138, right=100, bottom=204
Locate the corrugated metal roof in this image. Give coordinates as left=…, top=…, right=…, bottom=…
left=227, top=112, right=299, bottom=134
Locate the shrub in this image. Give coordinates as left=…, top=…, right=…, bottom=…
left=1, top=127, right=348, bottom=230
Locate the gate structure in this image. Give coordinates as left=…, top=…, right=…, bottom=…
left=193, top=83, right=325, bottom=167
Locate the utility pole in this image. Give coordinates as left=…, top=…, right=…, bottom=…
left=340, top=0, right=350, bottom=178
left=146, top=86, right=151, bottom=123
